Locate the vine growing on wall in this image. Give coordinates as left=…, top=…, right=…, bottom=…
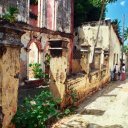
left=2, top=6, right=18, bottom=23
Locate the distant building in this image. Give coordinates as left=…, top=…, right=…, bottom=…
left=74, top=20, right=122, bottom=73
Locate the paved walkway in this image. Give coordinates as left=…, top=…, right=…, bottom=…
left=53, top=80, right=128, bottom=128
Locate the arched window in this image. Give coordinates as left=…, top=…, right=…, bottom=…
left=27, top=39, right=42, bottom=79
left=29, top=42, right=39, bottom=64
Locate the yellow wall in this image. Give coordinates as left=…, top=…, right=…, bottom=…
left=74, top=22, right=122, bottom=71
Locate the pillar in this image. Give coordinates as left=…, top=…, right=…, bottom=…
left=103, top=50, right=109, bottom=68
left=0, top=26, right=23, bottom=128
left=94, top=48, right=102, bottom=70
left=49, top=39, right=69, bottom=101
left=80, top=44, right=90, bottom=74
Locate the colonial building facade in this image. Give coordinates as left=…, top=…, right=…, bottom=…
left=0, top=0, right=74, bottom=82
left=0, top=0, right=74, bottom=32
left=74, top=20, right=122, bottom=73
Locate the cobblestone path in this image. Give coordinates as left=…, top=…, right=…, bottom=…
left=53, top=80, right=128, bottom=128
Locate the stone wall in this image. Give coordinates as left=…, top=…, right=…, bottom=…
left=109, top=25, right=122, bottom=71
left=64, top=68, right=110, bottom=107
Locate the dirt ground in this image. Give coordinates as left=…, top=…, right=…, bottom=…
left=52, top=80, right=128, bottom=128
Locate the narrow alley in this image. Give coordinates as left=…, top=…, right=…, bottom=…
left=54, top=79, right=128, bottom=128
left=1, top=1, right=128, bottom=128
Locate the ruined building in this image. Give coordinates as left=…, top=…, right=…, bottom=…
left=0, top=0, right=74, bottom=127
left=74, top=20, right=122, bottom=72
left=53, top=20, right=122, bottom=107
left=0, top=1, right=123, bottom=127
left=0, top=0, right=74, bottom=82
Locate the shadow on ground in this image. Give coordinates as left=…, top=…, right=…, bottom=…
left=88, top=123, right=123, bottom=128
left=77, top=80, right=128, bottom=113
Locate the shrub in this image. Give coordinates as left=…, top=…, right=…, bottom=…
left=29, top=63, right=45, bottom=79
left=2, top=6, right=18, bottom=23
left=12, top=90, right=61, bottom=128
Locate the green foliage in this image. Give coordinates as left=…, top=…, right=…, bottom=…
left=2, top=6, right=18, bottom=23
left=124, top=27, right=128, bottom=41
left=29, top=63, right=45, bottom=79
left=123, top=45, right=128, bottom=53
left=12, top=90, right=75, bottom=128
left=12, top=90, right=61, bottom=128
left=66, top=88, right=78, bottom=106
left=112, top=19, right=121, bottom=38
left=74, top=0, right=117, bottom=27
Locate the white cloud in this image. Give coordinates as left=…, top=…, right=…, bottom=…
left=120, top=1, right=126, bottom=6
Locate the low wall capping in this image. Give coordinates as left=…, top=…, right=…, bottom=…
left=95, top=47, right=102, bottom=54
left=80, top=44, right=91, bottom=53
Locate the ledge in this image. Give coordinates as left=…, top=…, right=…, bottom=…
left=0, top=19, right=73, bottom=39
left=90, top=69, right=99, bottom=75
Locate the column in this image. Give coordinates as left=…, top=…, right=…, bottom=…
left=94, top=48, right=102, bottom=70
left=0, top=26, right=23, bottom=128
left=80, top=44, right=90, bottom=74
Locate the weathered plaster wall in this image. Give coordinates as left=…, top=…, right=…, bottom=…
left=63, top=68, right=110, bottom=107
left=50, top=21, right=122, bottom=107
left=74, top=22, right=122, bottom=72
left=46, top=0, right=72, bottom=33
left=0, top=0, right=29, bottom=23
left=56, top=0, right=71, bottom=33
left=20, top=32, right=30, bottom=82
left=0, top=46, right=20, bottom=128
left=49, top=39, right=110, bottom=107
left=0, top=26, right=22, bottom=127
left=49, top=57, right=67, bottom=99
left=46, top=0, right=54, bottom=30
left=20, top=31, right=71, bottom=82
left=74, top=24, right=110, bottom=65
left=72, top=59, right=82, bottom=73
left=0, top=0, right=73, bottom=33
left=109, top=26, right=122, bottom=71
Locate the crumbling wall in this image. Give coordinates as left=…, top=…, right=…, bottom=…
left=74, top=23, right=110, bottom=65
left=65, top=68, right=110, bottom=106
left=0, top=46, right=20, bottom=128
left=50, top=57, right=67, bottom=100
left=0, top=25, right=22, bottom=128
left=49, top=37, right=110, bottom=107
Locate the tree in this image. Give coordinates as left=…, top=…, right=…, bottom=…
left=124, top=27, right=128, bottom=41
left=74, top=0, right=117, bottom=27
left=123, top=45, right=128, bottom=53
left=111, top=19, right=121, bottom=39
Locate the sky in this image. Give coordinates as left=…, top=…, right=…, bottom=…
left=106, top=0, right=128, bottom=44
